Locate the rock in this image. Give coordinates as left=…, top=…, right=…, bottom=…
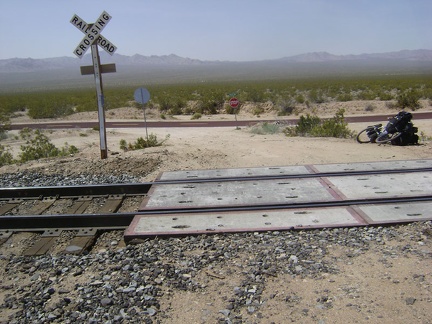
left=101, top=298, right=112, bottom=306
left=405, top=297, right=416, bottom=305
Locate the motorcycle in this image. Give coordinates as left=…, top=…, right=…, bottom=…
left=356, top=111, right=419, bottom=145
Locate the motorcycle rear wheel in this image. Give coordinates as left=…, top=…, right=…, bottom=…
left=356, top=128, right=373, bottom=143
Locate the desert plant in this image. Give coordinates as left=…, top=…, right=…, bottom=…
left=364, top=104, right=376, bottom=112
left=0, top=144, right=14, bottom=166
left=191, top=113, right=202, bottom=120
left=276, top=98, right=296, bottom=116
left=285, top=109, right=353, bottom=138
left=310, top=109, right=354, bottom=138
left=294, top=114, right=321, bottom=136
left=396, top=89, right=421, bottom=110
left=0, top=110, right=10, bottom=140
left=249, top=122, right=281, bottom=135
left=18, top=129, right=79, bottom=162
left=120, top=134, right=170, bottom=151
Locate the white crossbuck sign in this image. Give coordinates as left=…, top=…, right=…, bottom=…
left=70, top=11, right=117, bottom=58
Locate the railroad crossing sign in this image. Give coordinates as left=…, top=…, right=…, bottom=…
left=70, top=11, right=117, bottom=58
left=70, top=11, right=117, bottom=159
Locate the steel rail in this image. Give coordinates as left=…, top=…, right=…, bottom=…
left=2, top=194, right=432, bottom=231
left=1, top=166, right=431, bottom=199
left=0, top=183, right=152, bottom=199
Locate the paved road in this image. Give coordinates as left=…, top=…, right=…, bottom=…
left=7, top=111, right=432, bottom=130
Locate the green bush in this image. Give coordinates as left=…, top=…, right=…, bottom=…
left=120, top=133, right=170, bottom=151
left=336, top=93, right=353, bottom=102
left=250, top=122, right=281, bottom=135
left=396, top=89, right=421, bottom=110
left=0, top=144, right=14, bottom=166
left=294, top=114, right=321, bottom=136
left=276, top=98, right=296, bottom=116
left=284, top=109, right=353, bottom=138
left=310, top=109, right=354, bottom=138
left=191, top=113, right=202, bottom=120
left=18, top=129, right=78, bottom=162
left=0, top=109, right=10, bottom=140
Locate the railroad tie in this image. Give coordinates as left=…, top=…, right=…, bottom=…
left=23, top=229, right=62, bottom=256
left=63, top=228, right=98, bottom=255
left=0, top=199, right=22, bottom=215
left=65, top=196, right=92, bottom=214
left=27, top=197, right=57, bottom=215
left=0, top=231, right=13, bottom=246
left=98, top=194, right=125, bottom=213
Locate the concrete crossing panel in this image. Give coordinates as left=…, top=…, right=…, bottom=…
left=126, top=159, right=432, bottom=239
left=126, top=207, right=363, bottom=237
left=326, top=172, right=432, bottom=200
left=141, top=178, right=336, bottom=210
left=156, top=165, right=311, bottom=181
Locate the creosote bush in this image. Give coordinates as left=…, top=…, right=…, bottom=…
left=191, top=113, right=202, bottom=120
left=249, top=122, right=281, bottom=135
left=120, top=133, right=170, bottom=151
left=0, top=144, right=13, bottom=167
left=396, top=89, right=421, bottom=110
left=284, top=109, right=354, bottom=138
left=0, top=128, right=79, bottom=166
left=18, top=128, right=79, bottom=162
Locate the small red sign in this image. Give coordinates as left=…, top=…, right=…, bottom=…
left=229, top=97, right=239, bottom=108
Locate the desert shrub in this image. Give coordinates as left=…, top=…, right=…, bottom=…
left=120, top=134, right=170, bottom=151
left=285, top=109, right=353, bottom=138
left=377, top=91, right=393, bottom=101
left=0, top=109, right=10, bottom=140
left=385, top=101, right=398, bottom=109
left=356, top=90, right=376, bottom=100
left=225, top=104, right=238, bottom=115
left=119, top=139, right=128, bottom=151
left=0, top=144, right=14, bottom=167
left=191, top=113, right=202, bottom=120
left=252, top=106, right=264, bottom=116
left=249, top=122, right=281, bottom=135
left=308, top=89, right=326, bottom=103
left=294, top=114, right=321, bottom=136
left=294, top=94, right=305, bottom=104
left=276, top=98, right=296, bottom=116
left=18, top=129, right=78, bottom=162
left=365, top=104, right=376, bottom=112
left=396, top=89, right=421, bottom=110
left=336, top=93, right=353, bottom=102
left=310, top=109, right=354, bottom=138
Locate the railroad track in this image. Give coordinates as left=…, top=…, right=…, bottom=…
left=1, top=165, right=432, bottom=256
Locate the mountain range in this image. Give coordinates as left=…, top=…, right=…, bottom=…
left=1, top=49, right=432, bottom=73
left=1, top=50, right=431, bottom=91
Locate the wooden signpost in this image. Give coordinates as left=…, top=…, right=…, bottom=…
left=70, top=11, right=117, bottom=159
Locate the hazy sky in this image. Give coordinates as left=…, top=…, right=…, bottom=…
left=0, top=0, right=430, bottom=61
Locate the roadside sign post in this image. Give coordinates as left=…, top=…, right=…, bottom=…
left=70, top=11, right=117, bottom=159
left=134, top=87, right=151, bottom=141
left=229, top=97, right=240, bottom=129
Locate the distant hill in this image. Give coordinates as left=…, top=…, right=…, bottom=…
left=276, top=49, right=432, bottom=62
left=1, top=50, right=431, bottom=91
left=1, top=49, right=431, bottom=73
left=0, top=53, right=206, bottom=73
